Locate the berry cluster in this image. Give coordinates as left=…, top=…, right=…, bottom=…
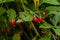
left=1, top=12, right=46, bottom=33
left=33, top=12, right=46, bottom=23
left=33, top=16, right=43, bottom=23
left=1, top=20, right=22, bottom=33
left=1, top=28, right=11, bottom=34
left=10, top=20, right=22, bottom=26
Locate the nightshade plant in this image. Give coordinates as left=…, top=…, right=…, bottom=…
left=0, top=0, right=60, bottom=40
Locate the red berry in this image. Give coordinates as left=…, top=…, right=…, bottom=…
left=1, top=29, right=4, bottom=33
left=29, top=28, right=32, bottom=31
left=33, top=16, right=38, bottom=22
left=10, top=20, right=16, bottom=26
left=43, top=12, right=46, bottom=17
left=7, top=28, right=11, bottom=34
left=39, top=16, right=43, bottom=23
left=18, top=22, right=22, bottom=26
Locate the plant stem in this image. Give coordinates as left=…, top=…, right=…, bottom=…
left=50, top=30, right=56, bottom=40
left=25, top=23, right=33, bottom=38
left=4, top=19, right=9, bottom=28
left=31, top=22, right=40, bottom=36
left=57, top=36, right=59, bottom=40
left=20, top=0, right=27, bottom=12
left=5, top=3, right=9, bottom=9
left=20, top=26, right=31, bottom=40
left=30, top=31, right=33, bottom=38
left=32, top=35, right=38, bottom=40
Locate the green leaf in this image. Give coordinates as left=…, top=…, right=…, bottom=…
left=39, top=22, right=53, bottom=29
left=51, top=12, right=60, bottom=26
left=12, top=33, right=21, bottom=40
left=51, top=18, right=57, bottom=26
left=54, top=26, right=60, bottom=28
left=45, top=6, right=60, bottom=26
left=39, top=32, right=52, bottom=40
left=0, top=0, right=14, bottom=4
left=45, top=6, right=60, bottom=16
left=16, top=19, right=23, bottom=23
left=19, top=12, right=34, bottom=22
left=46, top=6, right=60, bottom=11
left=54, top=12, right=60, bottom=22
left=7, top=9, right=16, bottom=22
left=26, top=3, right=35, bottom=11
left=0, top=7, right=6, bottom=15
left=6, top=0, right=14, bottom=2
left=45, top=6, right=60, bottom=15
left=22, top=0, right=27, bottom=3
left=53, top=28, right=60, bottom=35
left=39, top=0, right=43, bottom=6
left=43, top=0, right=60, bottom=5
left=48, top=11, right=58, bottom=15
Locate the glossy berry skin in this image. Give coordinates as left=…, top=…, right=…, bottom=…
left=10, top=20, right=16, bottom=26
left=33, top=16, right=38, bottom=22
left=43, top=12, right=46, bottom=17
left=29, top=28, right=32, bottom=31
left=38, top=16, right=43, bottom=23
left=1, top=29, right=4, bottom=33
left=18, top=22, right=22, bottom=26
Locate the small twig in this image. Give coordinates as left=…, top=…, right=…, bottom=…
left=30, top=31, right=33, bottom=38
left=20, top=26, right=31, bottom=40
left=57, top=36, right=59, bottom=40
left=32, top=35, right=38, bottom=40
left=52, top=34, right=56, bottom=40
left=4, top=20, right=9, bottom=28
left=31, top=22, right=40, bottom=36
left=50, top=30, right=56, bottom=40
left=20, top=0, right=27, bottom=12
left=5, top=3, right=9, bottom=9
left=24, top=23, right=33, bottom=38
left=4, top=20, right=9, bottom=40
